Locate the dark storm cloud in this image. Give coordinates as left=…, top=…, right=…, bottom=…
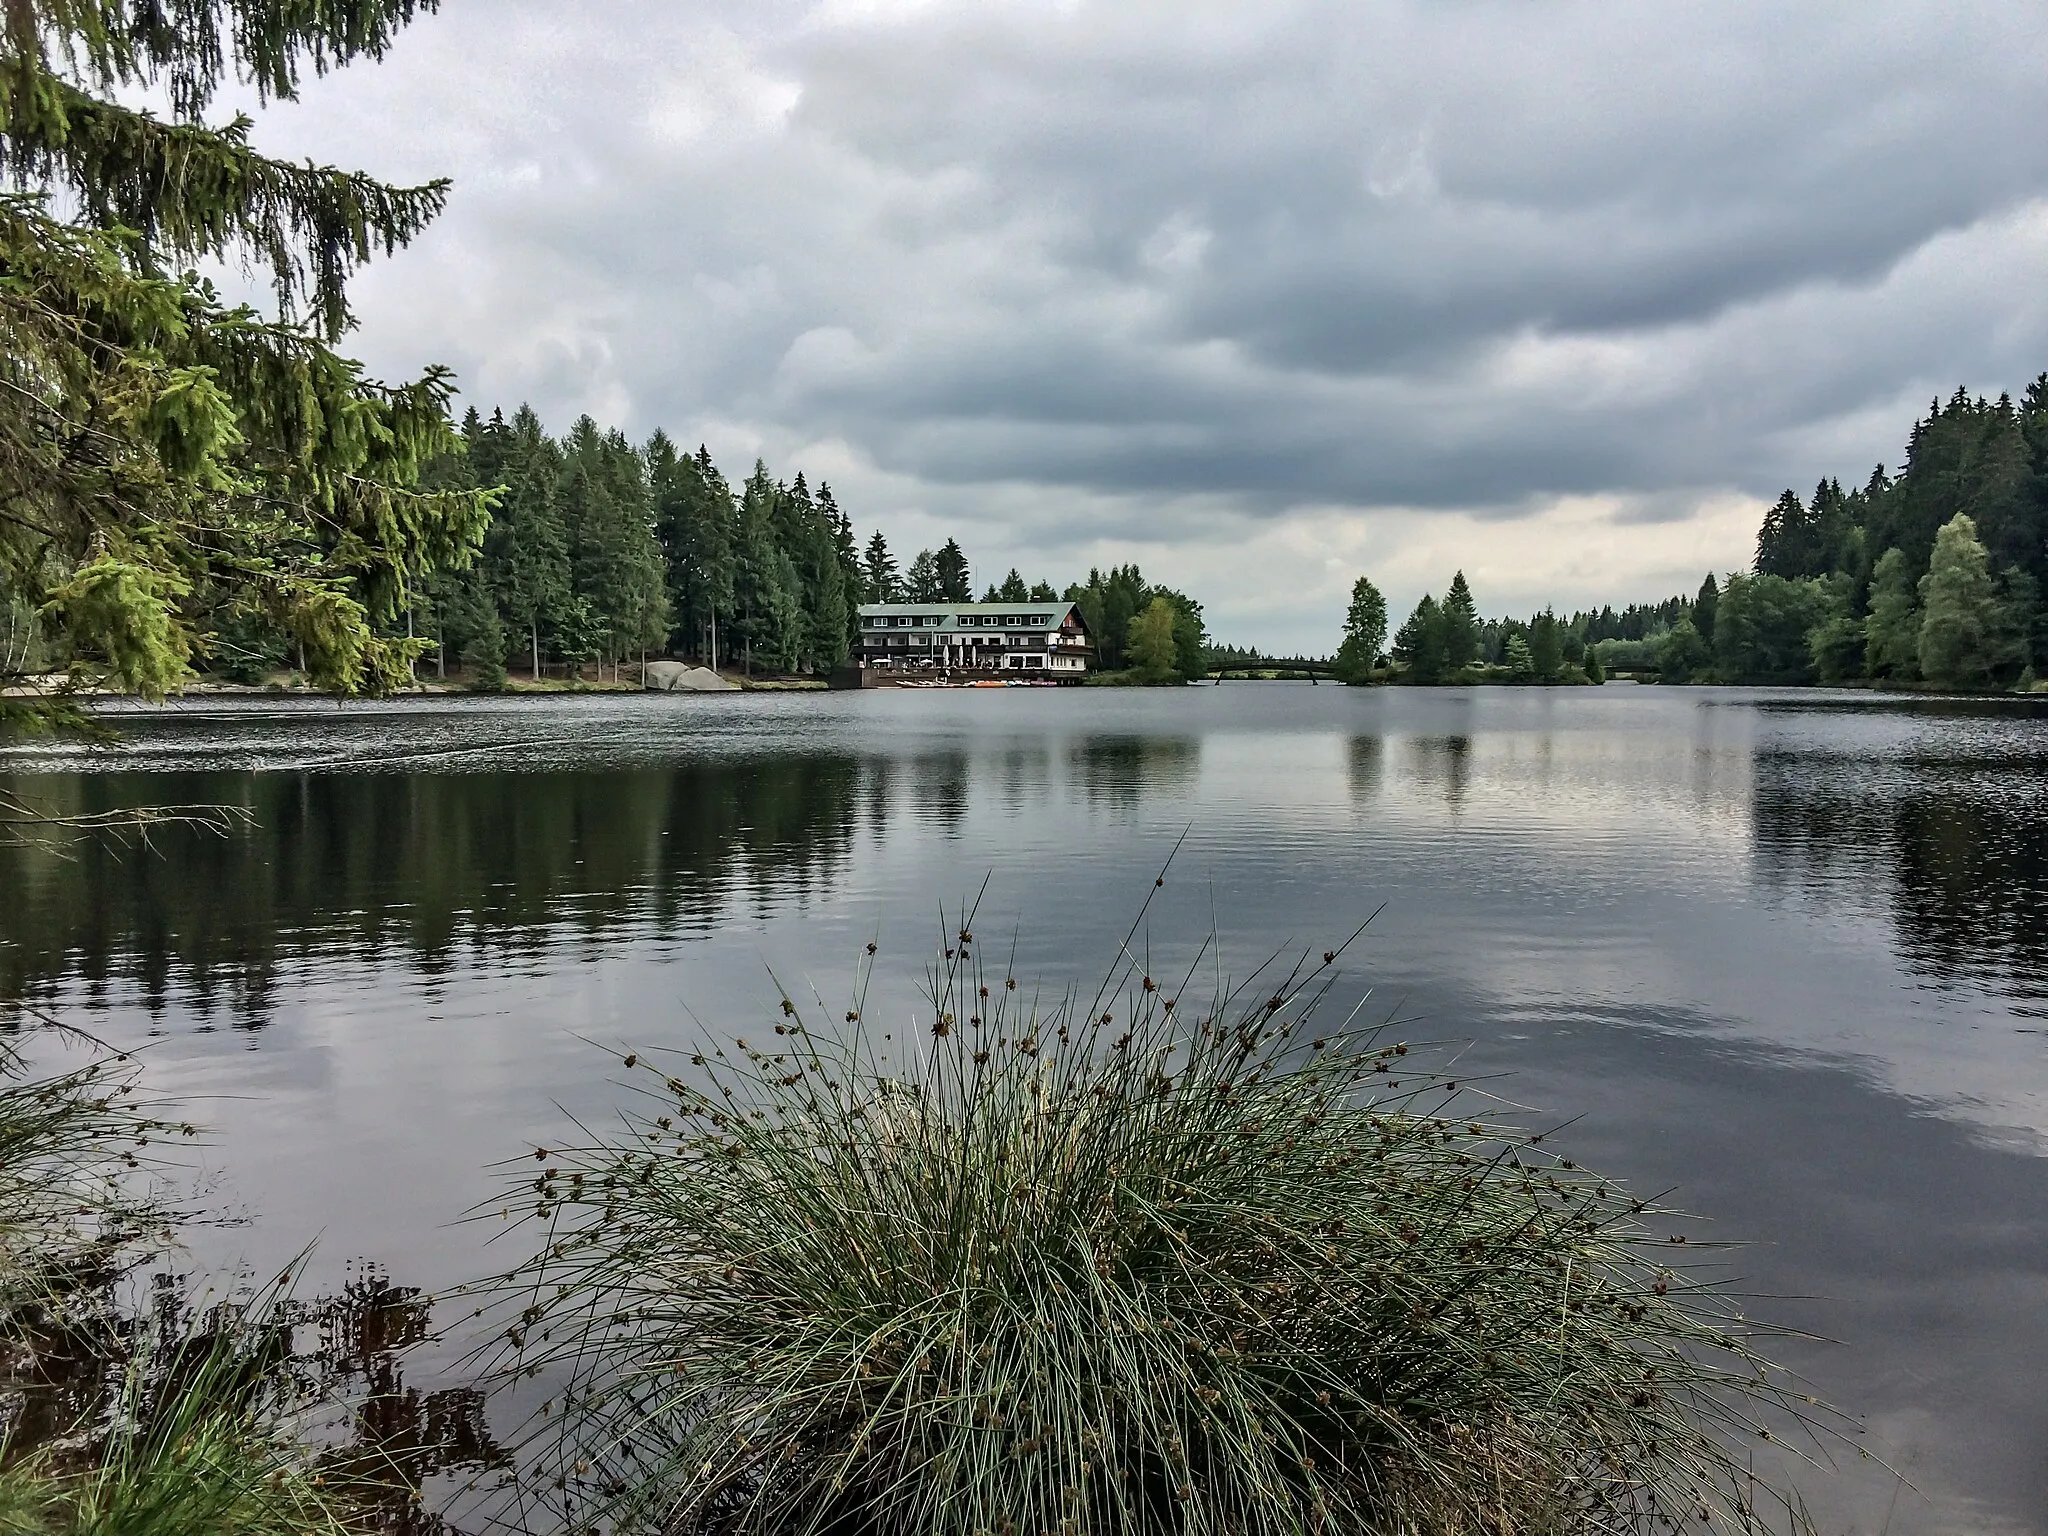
left=235, top=0, right=2048, bottom=638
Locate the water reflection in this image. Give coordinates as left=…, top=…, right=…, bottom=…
left=0, top=758, right=869, bottom=1024
left=6, top=690, right=2048, bottom=1535
left=3, top=1258, right=500, bottom=1536
left=1346, top=735, right=1383, bottom=803
left=1069, top=735, right=1200, bottom=808
left=1404, top=735, right=1472, bottom=812
left=1754, top=746, right=2048, bottom=1007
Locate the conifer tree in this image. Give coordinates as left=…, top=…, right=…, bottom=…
left=1028, top=580, right=1059, bottom=602
left=809, top=521, right=852, bottom=673
left=732, top=462, right=793, bottom=674
left=1440, top=572, right=1479, bottom=670
left=820, top=486, right=862, bottom=659
left=679, top=448, right=737, bottom=666
left=863, top=533, right=900, bottom=604
left=1692, top=574, right=1720, bottom=645
left=1065, top=565, right=1148, bottom=672
left=498, top=407, right=572, bottom=681
left=0, top=0, right=491, bottom=735
left=645, top=428, right=689, bottom=649
left=935, top=539, right=972, bottom=602
left=993, top=569, right=1032, bottom=602
left=1504, top=633, right=1536, bottom=681
left=905, top=550, right=943, bottom=604
left=1755, top=490, right=1816, bottom=579
left=1528, top=608, right=1565, bottom=682
left=1393, top=596, right=1447, bottom=683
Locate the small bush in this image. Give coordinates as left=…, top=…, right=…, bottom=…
left=490, top=913, right=1828, bottom=1536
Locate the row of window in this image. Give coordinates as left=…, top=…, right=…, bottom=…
left=859, top=614, right=1056, bottom=630
left=861, top=635, right=1055, bottom=648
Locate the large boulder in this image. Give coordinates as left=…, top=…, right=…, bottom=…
left=643, top=661, right=740, bottom=692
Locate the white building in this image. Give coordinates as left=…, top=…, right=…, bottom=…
left=855, top=602, right=1093, bottom=679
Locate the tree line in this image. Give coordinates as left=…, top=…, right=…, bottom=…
left=1329, top=376, right=2048, bottom=691
left=1608, top=380, right=2048, bottom=689
left=196, top=407, right=1212, bottom=687
left=1333, top=571, right=1618, bottom=685
left=1726, top=380, right=2048, bottom=688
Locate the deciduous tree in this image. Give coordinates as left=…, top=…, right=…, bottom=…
left=1126, top=597, right=1180, bottom=678
left=1918, top=513, right=2017, bottom=688
left=1335, top=577, right=1387, bottom=684
left=1862, top=548, right=1919, bottom=681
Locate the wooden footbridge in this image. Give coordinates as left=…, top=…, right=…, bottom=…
left=1205, top=657, right=1342, bottom=680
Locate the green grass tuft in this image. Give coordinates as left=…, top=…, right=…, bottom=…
left=488, top=906, right=1836, bottom=1536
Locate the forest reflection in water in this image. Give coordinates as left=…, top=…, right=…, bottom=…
left=0, top=728, right=1216, bottom=1026
left=2, top=688, right=2047, bottom=1534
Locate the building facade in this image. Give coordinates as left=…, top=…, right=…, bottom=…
left=856, top=602, right=1092, bottom=679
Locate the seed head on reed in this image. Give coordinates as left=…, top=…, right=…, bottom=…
left=488, top=907, right=1832, bottom=1536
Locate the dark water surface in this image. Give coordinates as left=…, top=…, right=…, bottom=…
left=4, top=685, right=2046, bottom=1534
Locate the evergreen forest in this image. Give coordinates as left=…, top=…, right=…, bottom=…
left=256, top=407, right=1214, bottom=686
left=1336, top=377, right=2048, bottom=690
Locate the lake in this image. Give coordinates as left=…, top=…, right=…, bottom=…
left=3, top=683, right=2045, bottom=1534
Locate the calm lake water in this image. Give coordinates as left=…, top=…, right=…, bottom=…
left=4, top=684, right=2046, bottom=1534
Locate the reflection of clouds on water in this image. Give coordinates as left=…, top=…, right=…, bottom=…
left=8, top=690, right=2048, bottom=1536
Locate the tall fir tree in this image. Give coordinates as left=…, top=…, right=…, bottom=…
left=561, top=418, right=668, bottom=677
left=0, top=0, right=491, bottom=735
left=905, top=550, right=943, bottom=604
left=1691, top=574, right=1720, bottom=645
left=498, top=406, right=572, bottom=681
left=935, top=539, right=972, bottom=602
left=1393, top=596, right=1448, bottom=683
left=732, top=462, right=794, bottom=674
left=1440, top=571, right=1479, bottom=670
left=863, top=533, right=900, bottom=604
left=1528, top=608, right=1564, bottom=682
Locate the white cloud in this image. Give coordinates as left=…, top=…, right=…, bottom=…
left=216, top=0, right=2048, bottom=647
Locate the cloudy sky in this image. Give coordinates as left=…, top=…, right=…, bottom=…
left=234, top=0, right=2048, bottom=650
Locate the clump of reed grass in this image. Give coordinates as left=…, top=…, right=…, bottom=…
left=0, top=1029, right=182, bottom=1320
left=489, top=898, right=1833, bottom=1536
left=0, top=1031, right=368, bottom=1535
left=0, top=1280, right=365, bottom=1536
